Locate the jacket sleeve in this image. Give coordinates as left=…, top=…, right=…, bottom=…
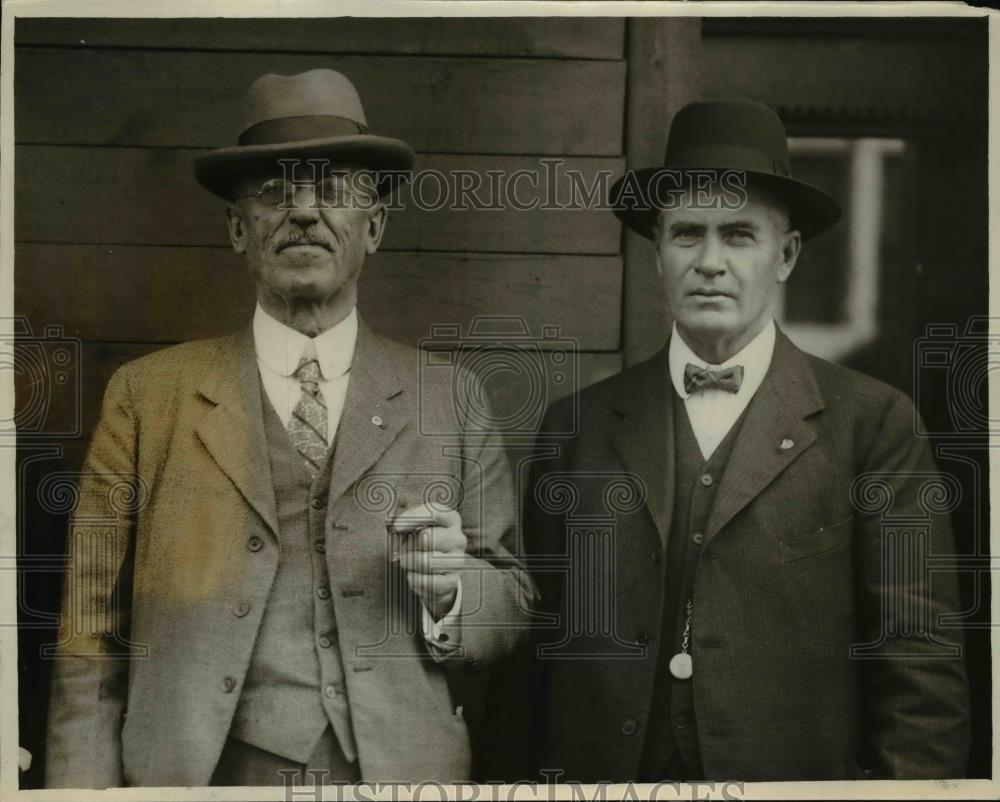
left=45, top=367, right=140, bottom=788
left=434, top=369, right=538, bottom=669
left=854, top=390, right=971, bottom=779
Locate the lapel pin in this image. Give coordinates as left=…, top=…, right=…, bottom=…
left=371, top=415, right=384, bottom=428
left=779, top=438, right=795, bottom=451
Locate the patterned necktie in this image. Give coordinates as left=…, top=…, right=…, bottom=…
left=683, top=363, right=744, bottom=395
left=287, top=356, right=328, bottom=477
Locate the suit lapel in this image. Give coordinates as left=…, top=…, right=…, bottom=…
left=704, top=330, right=825, bottom=543
left=195, top=324, right=279, bottom=538
left=325, top=320, right=406, bottom=506
left=610, top=349, right=675, bottom=550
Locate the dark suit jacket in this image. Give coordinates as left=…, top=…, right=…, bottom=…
left=46, top=319, right=535, bottom=788
left=514, top=330, right=969, bottom=782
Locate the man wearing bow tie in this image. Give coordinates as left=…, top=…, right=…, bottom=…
left=515, top=101, right=969, bottom=782
left=45, top=69, right=534, bottom=788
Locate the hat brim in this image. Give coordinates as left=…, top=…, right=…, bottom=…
left=611, top=166, right=841, bottom=241
left=194, top=135, right=416, bottom=200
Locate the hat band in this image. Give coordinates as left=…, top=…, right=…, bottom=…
left=238, top=114, right=370, bottom=146
left=666, top=144, right=791, bottom=178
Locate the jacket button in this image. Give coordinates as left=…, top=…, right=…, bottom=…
left=323, top=683, right=341, bottom=699
left=691, top=532, right=704, bottom=545
left=465, top=657, right=479, bottom=670
left=699, top=474, right=714, bottom=487
left=314, top=540, right=327, bottom=554
left=674, top=714, right=689, bottom=729
left=318, top=635, right=333, bottom=649
left=311, top=496, right=326, bottom=509
left=222, top=676, right=236, bottom=693
left=246, top=536, right=264, bottom=552
left=316, top=587, right=331, bottom=600
left=233, top=601, right=251, bottom=618
left=651, top=551, right=661, bottom=564
left=621, top=718, right=638, bottom=736
left=635, top=631, right=649, bottom=645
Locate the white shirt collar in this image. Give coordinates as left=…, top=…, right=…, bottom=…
left=668, top=319, right=776, bottom=400
left=252, top=303, right=358, bottom=380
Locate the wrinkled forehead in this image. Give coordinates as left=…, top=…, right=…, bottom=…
left=655, top=180, right=790, bottom=232
left=231, top=160, right=368, bottom=195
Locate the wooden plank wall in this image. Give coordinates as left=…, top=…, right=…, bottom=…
left=13, top=17, right=635, bottom=449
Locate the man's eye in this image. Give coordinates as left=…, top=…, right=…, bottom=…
left=673, top=231, right=700, bottom=244
left=727, top=229, right=755, bottom=243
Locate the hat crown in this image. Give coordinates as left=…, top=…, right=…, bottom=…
left=664, top=100, right=791, bottom=177
left=243, top=69, right=368, bottom=131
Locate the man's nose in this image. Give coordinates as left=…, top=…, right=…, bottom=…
left=287, top=184, right=321, bottom=225
left=693, top=236, right=725, bottom=278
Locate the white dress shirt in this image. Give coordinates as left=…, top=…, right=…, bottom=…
left=253, top=303, right=356, bottom=438
left=668, top=319, right=777, bottom=460
left=251, top=303, right=460, bottom=650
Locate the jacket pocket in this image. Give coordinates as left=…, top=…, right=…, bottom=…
left=780, top=515, right=854, bottom=564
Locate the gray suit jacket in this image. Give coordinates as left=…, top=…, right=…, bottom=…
left=515, top=330, right=969, bottom=781
left=46, top=319, right=534, bottom=787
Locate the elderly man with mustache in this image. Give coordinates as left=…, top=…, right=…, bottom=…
left=45, top=69, right=534, bottom=789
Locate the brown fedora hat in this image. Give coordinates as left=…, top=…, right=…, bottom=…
left=194, top=69, right=415, bottom=200
left=610, top=99, right=841, bottom=240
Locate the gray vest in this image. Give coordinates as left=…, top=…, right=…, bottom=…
left=639, top=391, right=745, bottom=779
left=229, top=388, right=357, bottom=763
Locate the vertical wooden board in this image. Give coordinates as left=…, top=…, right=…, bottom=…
left=14, top=18, right=626, bottom=60
left=16, top=48, right=626, bottom=155
left=622, top=18, right=701, bottom=366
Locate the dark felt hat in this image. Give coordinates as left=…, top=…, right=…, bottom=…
left=610, top=100, right=841, bottom=240
left=194, top=69, right=415, bottom=200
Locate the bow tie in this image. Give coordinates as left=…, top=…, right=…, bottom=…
left=683, top=363, right=744, bottom=395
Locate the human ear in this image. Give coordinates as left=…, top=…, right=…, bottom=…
left=364, top=204, right=388, bottom=255
left=226, top=205, right=248, bottom=254
left=776, top=228, right=801, bottom=283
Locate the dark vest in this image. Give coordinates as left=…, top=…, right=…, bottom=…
left=229, top=387, right=356, bottom=763
left=639, top=391, right=745, bottom=780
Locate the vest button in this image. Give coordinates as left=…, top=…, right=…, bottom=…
left=222, top=676, right=236, bottom=693
left=692, top=532, right=704, bottom=545
left=635, top=631, right=649, bottom=645
left=700, top=473, right=714, bottom=487
left=314, top=541, right=327, bottom=554
left=621, top=718, right=638, bottom=736
left=319, top=635, right=333, bottom=649
left=674, top=713, right=689, bottom=729
left=311, top=496, right=326, bottom=509
left=651, top=551, right=661, bottom=564
left=316, top=587, right=331, bottom=600
left=233, top=601, right=251, bottom=618
left=246, top=536, right=264, bottom=552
